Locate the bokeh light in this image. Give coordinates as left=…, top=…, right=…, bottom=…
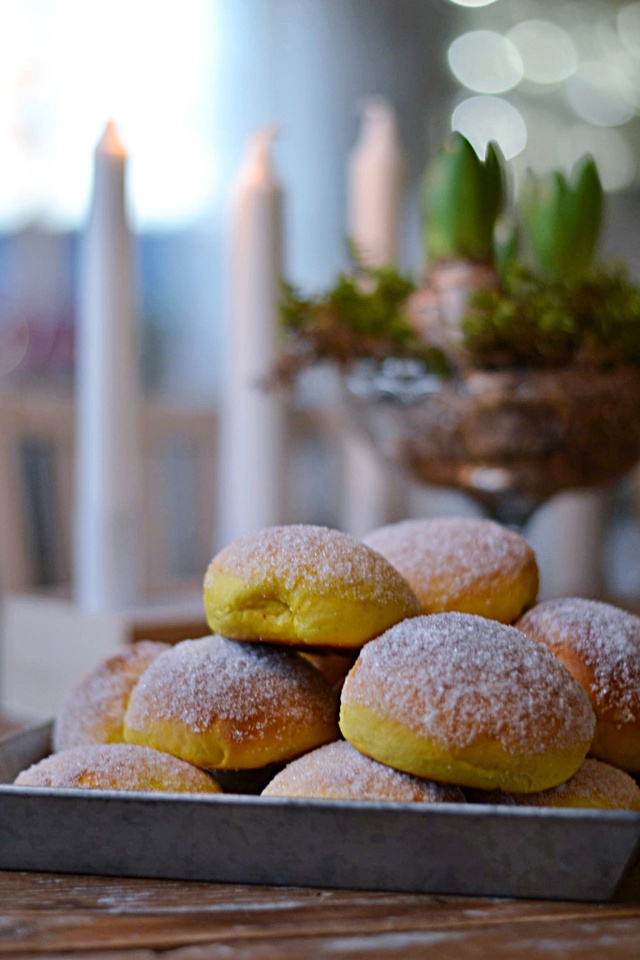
left=446, top=0, right=499, bottom=7
left=565, top=61, right=636, bottom=127
left=618, top=3, right=640, bottom=59
left=451, top=96, right=527, bottom=160
left=558, top=124, right=636, bottom=192
left=448, top=3, right=640, bottom=195
left=447, top=30, right=523, bottom=94
left=509, top=107, right=564, bottom=175
left=607, top=49, right=640, bottom=111
left=507, top=20, right=578, bottom=85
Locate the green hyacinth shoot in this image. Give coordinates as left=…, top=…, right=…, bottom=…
left=422, top=133, right=505, bottom=265
left=519, top=158, right=603, bottom=284
left=276, top=134, right=640, bottom=378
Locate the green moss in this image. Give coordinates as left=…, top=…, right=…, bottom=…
left=462, top=262, right=640, bottom=370
left=275, top=265, right=450, bottom=382
left=276, top=260, right=640, bottom=382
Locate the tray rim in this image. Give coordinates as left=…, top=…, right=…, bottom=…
left=2, top=720, right=640, bottom=823
left=2, top=721, right=640, bottom=902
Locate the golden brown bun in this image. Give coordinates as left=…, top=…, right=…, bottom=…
left=510, top=759, right=640, bottom=811
left=53, top=641, right=171, bottom=752
left=363, top=517, right=539, bottom=623
left=204, top=525, right=420, bottom=650
left=123, top=635, right=339, bottom=770
left=262, top=740, right=465, bottom=802
left=339, top=613, right=595, bottom=793
left=516, top=598, right=640, bottom=772
left=14, top=743, right=221, bottom=794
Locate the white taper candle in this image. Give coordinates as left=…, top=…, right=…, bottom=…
left=347, top=98, right=405, bottom=266
left=74, top=121, right=144, bottom=610
left=218, top=126, right=287, bottom=546
left=342, top=99, right=408, bottom=537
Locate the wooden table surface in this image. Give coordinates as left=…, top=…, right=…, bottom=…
left=0, top=861, right=638, bottom=959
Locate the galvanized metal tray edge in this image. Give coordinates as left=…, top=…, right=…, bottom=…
left=1, top=722, right=639, bottom=902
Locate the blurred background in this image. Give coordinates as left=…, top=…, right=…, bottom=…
left=2, top=0, right=640, bottom=602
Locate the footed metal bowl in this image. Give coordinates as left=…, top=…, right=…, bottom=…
left=343, top=359, right=640, bottom=526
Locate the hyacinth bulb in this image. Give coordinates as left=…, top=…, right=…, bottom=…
left=422, top=133, right=505, bottom=266
left=519, top=158, right=603, bottom=284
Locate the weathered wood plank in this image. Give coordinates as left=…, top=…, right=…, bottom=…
left=0, top=871, right=640, bottom=957
left=2, top=917, right=640, bottom=960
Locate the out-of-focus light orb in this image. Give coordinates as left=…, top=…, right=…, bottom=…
left=607, top=49, right=640, bottom=111
left=451, top=96, right=527, bottom=160
left=507, top=20, right=578, bottom=85
left=595, top=17, right=624, bottom=61
left=446, top=0, right=499, bottom=7
left=618, top=3, right=640, bottom=59
left=565, top=62, right=636, bottom=127
left=511, top=108, right=564, bottom=175
left=558, top=125, right=635, bottom=192
left=447, top=31, right=523, bottom=94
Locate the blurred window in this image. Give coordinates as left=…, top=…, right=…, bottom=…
left=0, top=0, right=219, bottom=230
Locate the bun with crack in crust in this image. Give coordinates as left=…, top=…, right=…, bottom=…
left=204, top=524, right=420, bottom=651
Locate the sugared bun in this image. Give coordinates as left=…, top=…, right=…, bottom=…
left=123, top=635, right=339, bottom=769
left=53, top=641, right=170, bottom=752
left=204, top=525, right=420, bottom=650
left=516, top=598, right=640, bottom=772
left=262, top=740, right=465, bottom=803
left=512, top=759, right=640, bottom=811
left=363, top=517, right=539, bottom=623
left=340, top=613, right=595, bottom=793
left=14, top=743, right=221, bottom=794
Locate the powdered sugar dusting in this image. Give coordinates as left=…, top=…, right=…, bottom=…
left=517, top=598, right=640, bottom=725
left=125, top=635, right=337, bottom=746
left=53, top=641, right=170, bottom=751
left=205, top=525, right=418, bottom=607
left=15, top=743, right=221, bottom=793
left=342, top=613, right=594, bottom=756
left=363, top=517, right=536, bottom=609
left=515, top=759, right=640, bottom=810
left=263, top=740, right=465, bottom=802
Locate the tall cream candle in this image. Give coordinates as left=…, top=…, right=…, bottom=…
left=347, top=98, right=405, bottom=266
left=74, top=121, right=144, bottom=610
left=342, top=99, right=408, bottom=537
left=218, top=126, right=287, bottom=546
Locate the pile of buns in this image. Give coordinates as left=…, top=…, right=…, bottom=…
left=15, top=519, right=640, bottom=811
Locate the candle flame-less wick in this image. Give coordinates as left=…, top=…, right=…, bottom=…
left=240, top=124, right=280, bottom=185
left=357, top=97, right=398, bottom=146
left=97, top=120, right=127, bottom=158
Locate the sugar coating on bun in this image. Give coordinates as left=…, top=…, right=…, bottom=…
left=53, top=641, right=170, bottom=752
left=124, top=635, right=339, bottom=769
left=340, top=613, right=595, bottom=793
left=516, top=597, right=640, bottom=771
left=204, top=524, right=420, bottom=649
left=512, top=759, right=640, bottom=811
left=14, top=743, right=222, bottom=794
left=363, top=517, right=538, bottom=623
left=262, top=740, right=465, bottom=802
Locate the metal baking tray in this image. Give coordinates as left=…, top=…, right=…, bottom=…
left=1, top=723, right=639, bottom=902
